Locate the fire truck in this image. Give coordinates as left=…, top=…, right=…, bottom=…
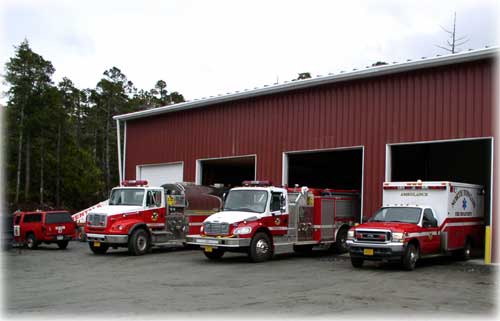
left=186, top=181, right=360, bottom=262
left=84, top=180, right=223, bottom=255
left=346, top=181, right=484, bottom=270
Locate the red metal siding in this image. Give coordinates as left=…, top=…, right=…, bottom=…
left=125, top=58, right=497, bottom=260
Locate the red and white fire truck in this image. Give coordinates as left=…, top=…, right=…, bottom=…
left=84, top=180, right=223, bottom=255
left=346, top=181, right=484, bottom=270
left=186, top=181, right=360, bottom=262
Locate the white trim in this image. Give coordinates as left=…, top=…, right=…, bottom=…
left=385, top=144, right=391, bottom=182
left=407, top=231, right=440, bottom=238
left=268, top=226, right=293, bottom=231
left=387, top=136, right=494, bottom=146
left=441, top=221, right=484, bottom=229
left=113, top=47, right=498, bottom=121
left=116, top=120, right=122, bottom=183
left=147, top=223, right=165, bottom=228
left=312, top=225, right=335, bottom=229
left=281, top=145, right=365, bottom=222
left=195, top=154, right=257, bottom=185
left=136, top=161, right=185, bottom=185
left=188, top=222, right=203, bottom=226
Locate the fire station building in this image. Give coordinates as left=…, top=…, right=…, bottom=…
left=114, top=47, right=499, bottom=262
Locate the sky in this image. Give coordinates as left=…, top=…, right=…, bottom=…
left=1, top=0, right=499, bottom=104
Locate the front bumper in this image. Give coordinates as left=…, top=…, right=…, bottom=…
left=347, top=240, right=406, bottom=261
left=186, top=235, right=251, bottom=249
left=86, top=233, right=128, bottom=244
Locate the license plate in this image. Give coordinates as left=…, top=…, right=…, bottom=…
left=204, top=246, right=213, bottom=252
left=363, top=248, right=374, bottom=256
left=93, top=241, right=101, bottom=247
left=57, top=235, right=64, bottom=240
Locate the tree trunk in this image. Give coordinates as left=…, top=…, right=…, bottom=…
left=15, top=106, right=24, bottom=204
left=105, top=102, right=110, bottom=192
left=24, top=134, right=30, bottom=201
left=40, top=136, right=44, bottom=205
left=56, top=124, right=61, bottom=207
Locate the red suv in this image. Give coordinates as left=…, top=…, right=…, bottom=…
left=13, top=211, right=77, bottom=249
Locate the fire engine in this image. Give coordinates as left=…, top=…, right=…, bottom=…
left=346, top=181, right=484, bottom=270
left=186, top=181, right=360, bottom=262
left=84, top=180, right=223, bottom=255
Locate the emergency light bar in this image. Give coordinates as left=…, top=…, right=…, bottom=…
left=121, top=180, right=149, bottom=187
left=242, top=180, right=272, bottom=187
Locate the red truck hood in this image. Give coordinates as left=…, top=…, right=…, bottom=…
left=355, top=221, right=420, bottom=233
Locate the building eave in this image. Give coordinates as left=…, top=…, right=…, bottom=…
left=114, top=47, right=499, bottom=122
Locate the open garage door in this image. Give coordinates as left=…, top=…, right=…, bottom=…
left=388, top=138, right=493, bottom=226
left=136, top=162, right=183, bottom=187
left=196, top=155, right=256, bottom=187
left=283, top=147, right=364, bottom=217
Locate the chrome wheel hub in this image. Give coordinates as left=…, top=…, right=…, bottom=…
left=137, top=235, right=147, bottom=251
left=256, top=239, right=269, bottom=255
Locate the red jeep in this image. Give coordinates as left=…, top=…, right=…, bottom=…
left=13, top=211, right=77, bottom=249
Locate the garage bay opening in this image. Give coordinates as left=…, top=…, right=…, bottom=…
left=198, top=155, right=256, bottom=187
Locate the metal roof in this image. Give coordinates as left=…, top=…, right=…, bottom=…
left=114, top=46, right=498, bottom=121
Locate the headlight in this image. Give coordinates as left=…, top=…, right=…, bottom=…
left=347, top=230, right=355, bottom=239
left=233, top=226, right=252, bottom=235
left=392, top=232, right=405, bottom=242
left=200, top=225, right=204, bottom=233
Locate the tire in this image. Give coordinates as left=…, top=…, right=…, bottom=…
left=459, top=239, right=472, bottom=261
left=351, top=257, right=364, bottom=268
left=333, top=227, right=349, bottom=253
left=203, top=249, right=225, bottom=260
left=249, top=232, right=273, bottom=263
left=402, top=243, right=419, bottom=270
left=293, top=244, right=314, bottom=253
left=26, top=233, right=38, bottom=249
left=57, top=240, right=69, bottom=249
left=89, top=242, right=109, bottom=254
left=128, top=228, right=150, bottom=256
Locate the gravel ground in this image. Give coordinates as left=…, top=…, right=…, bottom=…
left=2, top=241, right=497, bottom=318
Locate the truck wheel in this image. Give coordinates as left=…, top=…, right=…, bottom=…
left=57, top=241, right=69, bottom=249
left=249, top=232, right=272, bottom=263
left=459, top=239, right=472, bottom=261
left=128, top=228, right=150, bottom=256
left=203, top=249, right=225, bottom=260
left=402, top=243, right=419, bottom=270
left=333, top=227, right=349, bottom=253
left=89, top=242, right=109, bottom=254
left=351, top=257, right=364, bottom=268
left=26, top=233, right=38, bottom=249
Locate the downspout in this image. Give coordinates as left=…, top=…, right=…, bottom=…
left=116, top=119, right=123, bottom=184
left=123, top=121, right=127, bottom=181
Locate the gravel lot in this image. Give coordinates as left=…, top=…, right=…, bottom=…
left=2, top=241, right=497, bottom=318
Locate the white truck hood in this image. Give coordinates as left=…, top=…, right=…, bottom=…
left=205, top=211, right=262, bottom=224
left=89, top=205, right=144, bottom=216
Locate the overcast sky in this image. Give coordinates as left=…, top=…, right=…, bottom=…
left=1, top=0, right=499, bottom=103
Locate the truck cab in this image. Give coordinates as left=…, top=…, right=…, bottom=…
left=347, top=181, right=484, bottom=270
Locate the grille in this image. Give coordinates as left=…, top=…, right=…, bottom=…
left=204, top=222, right=229, bottom=235
left=355, top=230, right=390, bottom=242
left=87, top=213, right=107, bottom=227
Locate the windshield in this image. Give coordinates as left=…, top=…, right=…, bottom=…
left=109, top=188, right=145, bottom=206
left=369, top=207, right=422, bottom=224
left=45, top=212, right=73, bottom=224
left=223, top=190, right=268, bottom=213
